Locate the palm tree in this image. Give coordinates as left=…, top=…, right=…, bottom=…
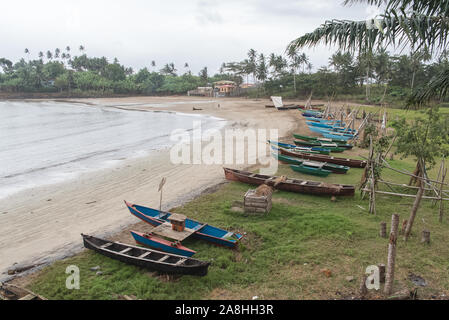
left=46, top=50, right=53, bottom=61
left=38, top=51, right=44, bottom=62
left=151, top=60, right=156, bottom=70
left=24, top=48, right=30, bottom=61
left=256, top=53, right=268, bottom=91
left=288, top=0, right=449, bottom=106
left=55, top=48, right=61, bottom=60
left=247, top=48, right=257, bottom=83
left=79, top=45, right=85, bottom=54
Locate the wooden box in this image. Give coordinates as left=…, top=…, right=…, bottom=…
left=243, top=189, right=272, bottom=215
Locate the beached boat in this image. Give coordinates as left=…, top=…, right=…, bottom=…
left=289, top=164, right=331, bottom=177
left=267, top=140, right=330, bottom=155
left=81, top=234, right=210, bottom=276
left=223, top=167, right=355, bottom=196
left=306, top=121, right=357, bottom=134
left=0, top=283, right=47, bottom=300
left=304, top=117, right=343, bottom=125
left=272, top=152, right=349, bottom=174
left=130, top=230, right=196, bottom=257
left=302, top=112, right=322, bottom=118
left=293, top=140, right=345, bottom=153
left=308, top=127, right=355, bottom=141
left=293, top=139, right=353, bottom=150
left=125, top=202, right=243, bottom=249
left=276, top=146, right=367, bottom=168
left=293, top=133, right=348, bottom=144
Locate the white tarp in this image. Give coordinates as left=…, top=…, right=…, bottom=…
left=271, top=96, right=283, bottom=109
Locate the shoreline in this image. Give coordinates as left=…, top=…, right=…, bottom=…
left=0, top=96, right=304, bottom=282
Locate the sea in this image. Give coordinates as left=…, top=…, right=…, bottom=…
left=0, top=100, right=225, bottom=199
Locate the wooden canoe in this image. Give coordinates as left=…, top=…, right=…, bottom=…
left=293, top=133, right=348, bottom=144
left=272, top=152, right=349, bottom=174
left=0, top=283, right=47, bottom=300
left=276, top=146, right=367, bottom=168
left=81, top=234, right=210, bottom=276
left=223, top=167, right=355, bottom=196
left=293, top=139, right=352, bottom=150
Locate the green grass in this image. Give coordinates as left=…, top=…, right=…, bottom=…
left=26, top=150, right=449, bottom=299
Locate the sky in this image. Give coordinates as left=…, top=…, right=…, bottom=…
left=0, top=0, right=383, bottom=75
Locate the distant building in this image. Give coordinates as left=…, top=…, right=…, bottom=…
left=213, top=80, right=237, bottom=97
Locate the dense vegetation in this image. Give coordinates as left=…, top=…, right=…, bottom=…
left=2, top=45, right=449, bottom=106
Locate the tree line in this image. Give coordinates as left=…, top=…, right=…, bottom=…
left=1, top=44, right=448, bottom=105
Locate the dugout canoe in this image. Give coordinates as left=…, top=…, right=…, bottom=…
left=272, top=152, right=349, bottom=174
left=276, top=146, right=367, bottom=168
left=223, top=167, right=355, bottom=196
left=81, top=234, right=210, bottom=276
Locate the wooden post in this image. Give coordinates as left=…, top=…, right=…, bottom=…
left=158, top=177, right=166, bottom=212
left=378, top=263, right=386, bottom=283
left=439, top=166, right=447, bottom=223
left=359, top=275, right=368, bottom=298
left=404, top=177, right=425, bottom=241
left=421, top=230, right=430, bottom=244
left=379, top=222, right=387, bottom=238
left=384, top=213, right=399, bottom=296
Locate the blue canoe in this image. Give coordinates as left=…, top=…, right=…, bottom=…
left=307, top=121, right=357, bottom=134
left=130, top=230, right=197, bottom=257
left=304, top=117, right=345, bottom=126
left=125, top=201, right=243, bottom=249
left=307, top=127, right=355, bottom=141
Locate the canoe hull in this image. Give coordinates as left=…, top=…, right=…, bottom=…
left=277, top=147, right=367, bottom=168
left=223, top=167, right=355, bottom=196
left=274, top=152, right=349, bottom=174
left=125, top=202, right=243, bottom=249
left=130, top=231, right=196, bottom=257
left=289, top=164, right=331, bottom=177
left=82, top=234, right=209, bottom=276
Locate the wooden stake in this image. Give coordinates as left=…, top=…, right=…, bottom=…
left=158, top=177, right=167, bottom=212
left=421, top=230, right=430, bottom=244
left=378, top=263, right=386, bottom=283
left=379, top=222, right=387, bottom=238
left=384, top=214, right=399, bottom=296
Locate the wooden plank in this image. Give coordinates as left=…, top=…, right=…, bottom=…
left=120, top=248, right=132, bottom=254
left=175, top=258, right=187, bottom=265
left=361, top=189, right=449, bottom=201
left=100, top=242, right=113, bottom=248
left=158, top=255, right=170, bottom=262
left=19, top=294, right=37, bottom=300
left=138, top=252, right=151, bottom=259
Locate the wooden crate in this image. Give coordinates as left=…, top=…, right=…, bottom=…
left=243, top=189, right=272, bottom=215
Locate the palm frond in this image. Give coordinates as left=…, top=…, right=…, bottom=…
left=408, top=67, right=449, bottom=106
left=288, top=11, right=449, bottom=55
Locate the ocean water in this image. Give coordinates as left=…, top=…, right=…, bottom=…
left=0, top=100, right=224, bottom=199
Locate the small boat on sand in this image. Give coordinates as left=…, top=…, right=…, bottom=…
left=272, top=152, right=349, bottom=174
left=293, top=133, right=347, bottom=144
left=125, top=202, right=243, bottom=251
left=293, top=140, right=352, bottom=151
left=289, top=163, right=331, bottom=177
left=275, top=146, right=367, bottom=168
left=81, top=234, right=210, bottom=276
left=223, top=167, right=355, bottom=196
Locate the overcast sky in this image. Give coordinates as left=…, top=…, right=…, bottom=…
left=0, top=0, right=383, bottom=74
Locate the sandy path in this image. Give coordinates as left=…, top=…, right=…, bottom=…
left=0, top=96, right=305, bottom=280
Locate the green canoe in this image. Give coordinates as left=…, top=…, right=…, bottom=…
left=273, top=153, right=349, bottom=174
left=289, top=164, right=332, bottom=177
left=293, top=133, right=347, bottom=144
left=293, top=140, right=346, bottom=153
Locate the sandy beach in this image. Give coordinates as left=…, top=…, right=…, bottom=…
left=0, top=96, right=314, bottom=280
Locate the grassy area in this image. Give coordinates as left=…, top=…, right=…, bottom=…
left=26, top=151, right=449, bottom=300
